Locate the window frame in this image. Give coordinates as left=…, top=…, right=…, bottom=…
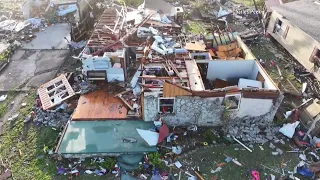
left=283, top=26, right=289, bottom=39
left=224, top=93, right=242, bottom=111
left=309, top=47, right=320, bottom=62
left=158, top=97, right=175, bottom=114
left=273, top=18, right=283, bottom=34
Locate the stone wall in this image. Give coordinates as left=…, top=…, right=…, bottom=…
left=143, top=95, right=224, bottom=126
left=162, top=96, right=225, bottom=127
left=143, top=93, right=284, bottom=130
left=143, top=94, right=159, bottom=122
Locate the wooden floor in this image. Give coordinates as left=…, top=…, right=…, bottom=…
left=72, top=87, right=128, bottom=120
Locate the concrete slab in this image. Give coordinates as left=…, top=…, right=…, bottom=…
left=34, top=50, right=69, bottom=74
left=0, top=56, right=36, bottom=90
left=22, top=23, right=71, bottom=50
left=25, top=70, right=58, bottom=88
left=10, top=50, right=26, bottom=61
left=0, top=49, right=69, bottom=91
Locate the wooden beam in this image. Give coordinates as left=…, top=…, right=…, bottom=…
left=117, top=96, right=134, bottom=111
left=167, top=60, right=183, bottom=80
left=114, top=89, right=131, bottom=97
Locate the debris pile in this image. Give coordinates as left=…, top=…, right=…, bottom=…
left=229, top=120, right=281, bottom=143
left=33, top=105, right=71, bottom=128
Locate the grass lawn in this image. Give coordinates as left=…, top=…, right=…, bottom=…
left=172, top=143, right=302, bottom=179
left=186, top=21, right=208, bottom=34
left=0, top=91, right=60, bottom=180
left=232, top=0, right=265, bottom=9
left=0, top=91, right=16, bottom=118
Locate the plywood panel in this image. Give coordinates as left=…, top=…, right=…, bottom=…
left=214, top=79, right=229, bottom=88
left=163, top=81, right=192, bottom=97
left=242, top=90, right=278, bottom=99
left=217, top=42, right=237, bottom=52
left=216, top=51, right=227, bottom=59
left=72, top=86, right=128, bottom=120
left=256, top=72, right=265, bottom=83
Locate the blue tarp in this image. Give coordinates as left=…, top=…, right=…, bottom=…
left=56, top=4, right=77, bottom=16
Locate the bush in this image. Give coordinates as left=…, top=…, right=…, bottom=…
left=148, top=152, right=165, bottom=169
left=203, top=129, right=215, bottom=142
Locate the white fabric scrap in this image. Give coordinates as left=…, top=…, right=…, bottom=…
left=85, top=170, right=93, bottom=174
left=174, top=161, right=182, bottom=168
left=211, top=167, right=222, bottom=174
left=136, top=129, right=159, bottom=146
left=299, top=154, right=306, bottom=161
left=279, top=121, right=300, bottom=138
left=172, top=146, right=182, bottom=154
left=284, top=110, right=293, bottom=119
left=0, top=95, right=7, bottom=102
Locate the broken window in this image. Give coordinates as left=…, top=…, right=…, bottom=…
left=315, top=49, right=320, bottom=59
left=224, top=93, right=241, bottom=110
left=159, top=98, right=175, bottom=113
left=273, top=18, right=282, bottom=33
left=311, top=48, right=320, bottom=71
left=87, top=70, right=107, bottom=80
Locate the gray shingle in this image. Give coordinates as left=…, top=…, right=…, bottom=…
left=271, top=0, right=320, bottom=42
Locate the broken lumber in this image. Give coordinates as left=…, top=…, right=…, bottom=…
left=167, top=60, right=183, bottom=80
left=117, top=95, right=134, bottom=111
left=114, top=89, right=131, bottom=97
left=194, top=171, right=204, bottom=180
left=233, top=137, right=252, bottom=152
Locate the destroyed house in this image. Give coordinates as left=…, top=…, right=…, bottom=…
left=266, top=0, right=320, bottom=81
left=141, top=58, right=282, bottom=127
left=139, top=32, right=283, bottom=127
left=53, top=5, right=283, bottom=157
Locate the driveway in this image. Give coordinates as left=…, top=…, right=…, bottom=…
left=0, top=49, right=69, bottom=91
left=22, top=23, right=71, bottom=50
